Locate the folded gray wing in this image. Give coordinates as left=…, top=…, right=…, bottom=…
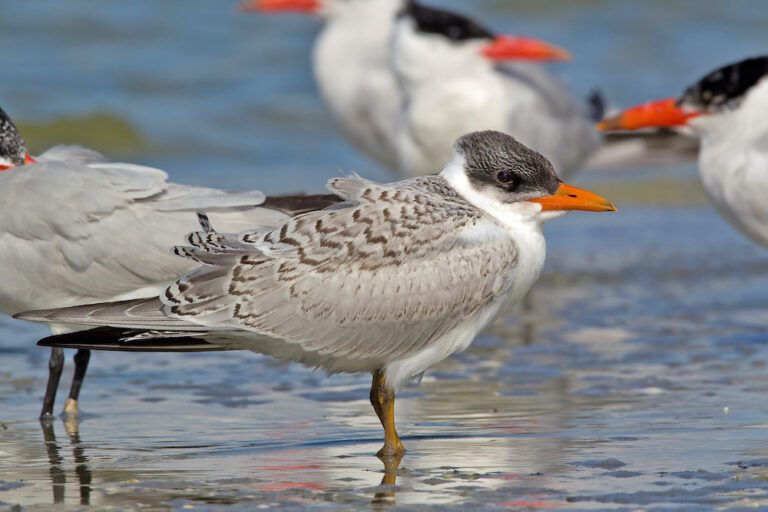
left=0, top=160, right=287, bottom=315
left=586, top=130, right=700, bottom=170
left=163, top=176, right=520, bottom=365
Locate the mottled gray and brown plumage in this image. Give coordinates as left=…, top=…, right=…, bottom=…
left=167, top=174, right=519, bottom=371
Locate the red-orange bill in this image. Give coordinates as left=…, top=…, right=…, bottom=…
left=528, top=182, right=617, bottom=212
left=239, top=0, right=319, bottom=13
left=481, top=36, right=571, bottom=62
left=0, top=153, right=35, bottom=171
left=596, top=97, right=701, bottom=131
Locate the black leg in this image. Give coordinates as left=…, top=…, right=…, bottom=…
left=40, top=348, right=65, bottom=420
left=64, top=349, right=91, bottom=415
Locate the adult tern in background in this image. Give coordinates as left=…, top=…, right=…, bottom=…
left=0, top=106, right=333, bottom=419
left=19, top=131, right=616, bottom=456
left=391, top=1, right=598, bottom=177
left=598, top=56, right=768, bottom=248
left=241, top=0, right=570, bottom=174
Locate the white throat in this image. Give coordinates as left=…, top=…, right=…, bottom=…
left=440, top=153, right=547, bottom=230
left=392, top=19, right=493, bottom=90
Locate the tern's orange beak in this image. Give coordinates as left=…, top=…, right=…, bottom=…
left=239, top=0, right=320, bottom=13
left=528, top=182, right=617, bottom=212
left=596, top=97, right=701, bottom=132
left=481, top=36, right=571, bottom=62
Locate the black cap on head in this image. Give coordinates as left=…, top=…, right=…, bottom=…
left=398, top=0, right=494, bottom=43
left=456, top=131, right=559, bottom=199
left=0, top=107, right=28, bottom=166
left=679, top=56, right=768, bottom=112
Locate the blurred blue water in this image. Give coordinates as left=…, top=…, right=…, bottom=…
left=0, top=0, right=765, bottom=192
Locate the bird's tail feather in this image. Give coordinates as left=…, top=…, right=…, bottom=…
left=586, top=89, right=607, bottom=123
left=14, top=297, right=210, bottom=331
left=586, top=130, right=700, bottom=170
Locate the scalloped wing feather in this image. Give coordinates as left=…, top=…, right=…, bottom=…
left=161, top=177, right=520, bottom=366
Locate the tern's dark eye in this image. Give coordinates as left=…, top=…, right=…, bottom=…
left=496, top=171, right=514, bottom=184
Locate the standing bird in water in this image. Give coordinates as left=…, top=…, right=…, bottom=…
left=241, top=0, right=573, bottom=175
left=390, top=1, right=597, bottom=177
left=598, top=56, right=768, bottom=248
left=0, top=106, right=303, bottom=419
left=19, top=131, right=616, bottom=455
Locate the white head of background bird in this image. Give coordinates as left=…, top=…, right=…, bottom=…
left=597, top=56, right=768, bottom=140
left=0, top=107, right=36, bottom=170
left=392, top=0, right=570, bottom=85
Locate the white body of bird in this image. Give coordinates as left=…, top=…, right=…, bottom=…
left=692, top=80, right=768, bottom=248
left=312, top=0, right=403, bottom=169
left=392, top=15, right=600, bottom=178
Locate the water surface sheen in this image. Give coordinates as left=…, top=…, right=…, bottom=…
left=1, top=1, right=768, bottom=510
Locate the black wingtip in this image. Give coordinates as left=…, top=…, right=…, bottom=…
left=261, top=193, right=343, bottom=216
left=36, top=326, right=236, bottom=353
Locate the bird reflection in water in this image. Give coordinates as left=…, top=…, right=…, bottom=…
left=251, top=449, right=405, bottom=508
left=372, top=453, right=403, bottom=509
left=39, top=416, right=92, bottom=506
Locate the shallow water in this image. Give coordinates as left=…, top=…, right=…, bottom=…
left=3, top=207, right=768, bottom=510
left=2, top=1, right=768, bottom=510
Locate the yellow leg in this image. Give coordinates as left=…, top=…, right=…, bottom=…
left=370, top=370, right=406, bottom=457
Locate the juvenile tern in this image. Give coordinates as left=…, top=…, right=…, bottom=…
left=19, top=131, right=616, bottom=455
left=0, top=106, right=310, bottom=418
left=598, top=56, right=768, bottom=248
